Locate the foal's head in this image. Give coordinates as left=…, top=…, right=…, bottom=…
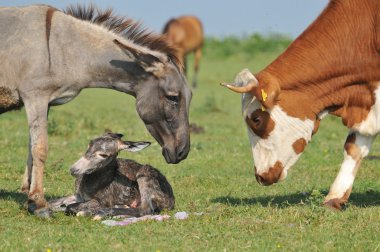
left=70, top=133, right=150, bottom=176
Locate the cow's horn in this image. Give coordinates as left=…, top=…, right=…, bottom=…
left=220, top=80, right=258, bottom=93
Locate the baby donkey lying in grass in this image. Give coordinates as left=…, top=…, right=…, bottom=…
left=49, top=132, right=175, bottom=219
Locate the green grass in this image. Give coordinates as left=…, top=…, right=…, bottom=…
left=1, top=36, right=380, bottom=251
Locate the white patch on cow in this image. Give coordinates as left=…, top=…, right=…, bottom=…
left=317, top=110, right=329, bottom=120
left=352, top=85, right=380, bottom=135
left=325, top=152, right=356, bottom=200
left=242, top=92, right=314, bottom=179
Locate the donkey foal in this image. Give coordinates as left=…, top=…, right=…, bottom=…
left=50, top=133, right=175, bottom=219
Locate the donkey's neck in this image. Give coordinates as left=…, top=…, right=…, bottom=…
left=78, top=159, right=118, bottom=195
left=257, top=0, right=380, bottom=123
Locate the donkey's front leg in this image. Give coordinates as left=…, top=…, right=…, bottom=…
left=23, top=98, right=52, bottom=218
left=324, top=132, right=374, bottom=210
left=21, top=135, right=32, bottom=193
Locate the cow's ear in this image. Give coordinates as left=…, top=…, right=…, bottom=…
left=113, top=39, right=165, bottom=77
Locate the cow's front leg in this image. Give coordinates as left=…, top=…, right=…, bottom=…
left=23, top=98, right=52, bottom=218
left=324, top=132, right=374, bottom=210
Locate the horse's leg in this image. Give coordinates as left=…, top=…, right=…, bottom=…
left=192, top=47, right=202, bottom=88
left=23, top=98, right=52, bottom=218
left=21, top=135, right=32, bottom=193
left=324, top=132, right=374, bottom=210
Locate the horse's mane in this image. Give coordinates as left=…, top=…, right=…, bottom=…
left=63, top=4, right=181, bottom=68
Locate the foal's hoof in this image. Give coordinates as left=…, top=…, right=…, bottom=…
left=34, top=207, right=54, bottom=218
left=27, top=202, right=53, bottom=218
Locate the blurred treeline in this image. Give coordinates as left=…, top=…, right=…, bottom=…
left=203, top=33, right=292, bottom=58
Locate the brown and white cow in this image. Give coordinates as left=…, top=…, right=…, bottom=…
left=222, top=0, right=380, bottom=210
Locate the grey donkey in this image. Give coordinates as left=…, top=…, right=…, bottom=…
left=1, top=4, right=190, bottom=217
left=49, top=132, right=175, bottom=218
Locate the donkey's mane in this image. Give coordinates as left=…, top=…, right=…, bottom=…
left=63, top=4, right=181, bottom=68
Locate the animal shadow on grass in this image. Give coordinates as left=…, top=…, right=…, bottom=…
left=0, top=189, right=27, bottom=208
left=212, top=190, right=380, bottom=209
left=0, top=189, right=67, bottom=210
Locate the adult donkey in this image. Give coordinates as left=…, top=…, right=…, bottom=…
left=222, top=0, right=380, bottom=210
left=0, top=4, right=191, bottom=217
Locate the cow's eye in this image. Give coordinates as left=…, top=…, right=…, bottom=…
left=252, top=116, right=260, bottom=124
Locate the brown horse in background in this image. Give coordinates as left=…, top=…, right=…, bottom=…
left=163, top=16, right=204, bottom=88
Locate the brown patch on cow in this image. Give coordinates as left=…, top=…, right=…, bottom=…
left=255, top=161, right=283, bottom=186
left=292, top=138, right=307, bottom=154
left=245, top=109, right=275, bottom=139
left=344, top=133, right=361, bottom=161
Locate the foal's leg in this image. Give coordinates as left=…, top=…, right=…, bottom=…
left=192, top=47, right=202, bottom=88
left=23, top=98, right=52, bottom=217
left=65, top=199, right=101, bottom=216
left=324, top=132, right=374, bottom=210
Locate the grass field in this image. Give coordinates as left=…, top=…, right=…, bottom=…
left=1, top=35, right=380, bottom=251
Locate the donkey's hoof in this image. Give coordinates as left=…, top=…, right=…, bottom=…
left=34, top=207, right=54, bottom=218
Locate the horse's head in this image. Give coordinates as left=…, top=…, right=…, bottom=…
left=222, top=69, right=316, bottom=185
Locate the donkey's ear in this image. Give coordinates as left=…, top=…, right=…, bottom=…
left=113, top=39, right=165, bottom=77
left=104, top=131, right=124, bottom=139
left=118, top=141, right=151, bottom=152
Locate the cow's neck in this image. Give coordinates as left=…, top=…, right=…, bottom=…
left=257, top=0, right=380, bottom=127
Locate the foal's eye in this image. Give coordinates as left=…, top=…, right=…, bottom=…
left=98, top=153, right=109, bottom=158
left=166, top=95, right=179, bottom=104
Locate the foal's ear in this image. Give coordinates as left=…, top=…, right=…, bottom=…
left=113, top=39, right=165, bottom=77
left=118, top=140, right=151, bottom=152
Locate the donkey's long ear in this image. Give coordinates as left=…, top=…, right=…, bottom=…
left=118, top=140, right=151, bottom=152
left=113, top=39, right=165, bottom=77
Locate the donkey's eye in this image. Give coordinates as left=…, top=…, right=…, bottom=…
left=166, top=95, right=179, bottom=104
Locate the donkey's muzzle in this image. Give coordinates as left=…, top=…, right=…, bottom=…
left=162, top=144, right=189, bottom=164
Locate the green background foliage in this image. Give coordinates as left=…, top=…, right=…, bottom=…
left=1, top=34, right=380, bottom=251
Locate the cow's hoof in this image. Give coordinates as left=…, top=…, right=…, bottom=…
left=323, top=199, right=342, bottom=211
